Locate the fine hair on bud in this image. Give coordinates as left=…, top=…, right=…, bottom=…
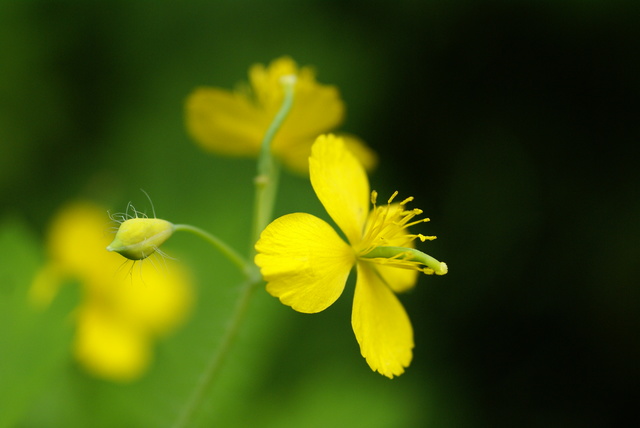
left=107, top=192, right=175, bottom=261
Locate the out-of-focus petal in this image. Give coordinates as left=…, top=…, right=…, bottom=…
left=47, top=202, right=122, bottom=282
left=74, top=307, right=150, bottom=382
left=274, top=81, right=344, bottom=149
left=249, top=56, right=299, bottom=112
left=250, top=57, right=348, bottom=168
left=275, top=133, right=378, bottom=176
left=273, top=137, right=318, bottom=174
left=109, top=259, right=193, bottom=336
left=339, top=133, right=378, bottom=172
left=255, top=213, right=354, bottom=313
left=309, top=135, right=370, bottom=246
left=352, top=263, right=414, bottom=379
left=375, top=264, right=419, bottom=294
left=185, top=87, right=267, bottom=156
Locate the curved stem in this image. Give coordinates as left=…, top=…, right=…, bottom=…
left=172, top=74, right=297, bottom=428
left=171, top=274, right=261, bottom=428
left=250, top=76, right=296, bottom=252
left=174, top=224, right=251, bottom=277
left=256, top=75, right=297, bottom=178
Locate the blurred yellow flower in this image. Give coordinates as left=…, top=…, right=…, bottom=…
left=30, top=202, right=193, bottom=382
left=185, top=56, right=377, bottom=174
left=255, top=135, right=447, bottom=378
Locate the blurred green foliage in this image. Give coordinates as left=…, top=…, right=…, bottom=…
left=1, top=1, right=639, bottom=427
left=0, top=220, right=75, bottom=427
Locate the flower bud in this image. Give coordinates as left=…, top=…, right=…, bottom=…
left=107, top=218, right=175, bottom=260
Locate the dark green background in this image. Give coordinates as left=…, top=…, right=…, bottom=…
left=1, top=1, right=638, bottom=427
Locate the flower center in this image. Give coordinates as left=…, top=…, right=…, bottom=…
left=356, top=191, right=447, bottom=275
left=358, top=191, right=434, bottom=253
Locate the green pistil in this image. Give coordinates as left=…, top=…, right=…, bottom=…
left=360, top=246, right=448, bottom=275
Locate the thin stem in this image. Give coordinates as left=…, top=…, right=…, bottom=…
left=256, top=75, right=297, bottom=178
left=250, top=75, right=297, bottom=251
left=251, top=161, right=281, bottom=254
left=174, top=224, right=251, bottom=277
left=172, top=75, right=297, bottom=428
left=171, top=275, right=261, bottom=428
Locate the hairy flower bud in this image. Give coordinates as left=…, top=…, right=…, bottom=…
left=107, top=218, right=175, bottom=260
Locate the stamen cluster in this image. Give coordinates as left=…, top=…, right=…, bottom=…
left=357, top=191, right=435, bottom=257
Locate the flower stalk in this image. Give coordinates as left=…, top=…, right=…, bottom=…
left=171, top=275, right=259, bottom=428
left=173, top=224, right=251, bottom=278
left=173, top=75, right=296, bottom=428
left=251, top=75, right=297, bottom=251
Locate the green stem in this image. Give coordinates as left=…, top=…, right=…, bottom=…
left=251, top=161, right=281, bottom=254
left=250, top=76, right=296, bottom=252
left=171, top=274, right=261, bottom=428
left=173, top=224, right=251, bottom=277
left=173, top=75, right=297, bottom=428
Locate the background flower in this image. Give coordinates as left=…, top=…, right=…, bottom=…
left=186, top=56, right=377, bottom=174
left=31, top=202, right=193, bottom=382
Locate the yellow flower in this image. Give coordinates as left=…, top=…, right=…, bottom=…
left=30, top=202, right=193, bottom=382
left=255, top=135, right=447, bottom=378
left=185, top=56, right=377, bottom=174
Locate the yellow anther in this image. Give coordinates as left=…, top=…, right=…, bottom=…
left=400, top=196, right=414, bottom=205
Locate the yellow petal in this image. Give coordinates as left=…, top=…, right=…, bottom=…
left=309, top=135, right=370, bottom=246
left=74, top=307, right=150, bottom=382
left=249, top=56, right=300, bottom=112
left=255, top=213, right=355, bottom=313
left=47, top=202, right=107, bottom=271
left=352, top=263, right=414, bottom=378
left=376, top=264, right=419, bottom=294
left=273, top=78, right=344, bottom=149
left=185, top=87, right=267, bottom=156
left=273, top=136, right=318, bottom=175
left=108, top=260, right=193, bottom=336
left=274, top=133, right=378, bottom=176
left=250, top=57, right=346, bottom=169
left=339, top=133, right=378, bottom=172
left=47, top=202, right=124, bottom=283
